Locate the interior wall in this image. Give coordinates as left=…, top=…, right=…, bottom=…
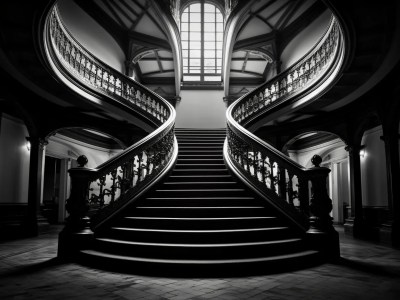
left=280, top=10, right=332, bottom=71
left=57, top=0, right=125, bottom=72
left=0, top=115, right=30, bottom=204
left=175, top=90, right=227, bottom=128
left=288, top=138, right=349, bottom=223
left=360, top=126, right=388, bottom=207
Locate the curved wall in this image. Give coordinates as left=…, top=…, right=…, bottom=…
left=280, top=10, right=332, bottom=71
left=57, top=0, right=125, bottom=72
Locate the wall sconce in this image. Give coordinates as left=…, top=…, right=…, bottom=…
left=359, top=145, right=366, bottom=158
left=25, top=137, right=31, bottom=151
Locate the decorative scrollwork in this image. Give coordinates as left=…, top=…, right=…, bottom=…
left=48, top=6, right=170, bottom=126
left=231, top=17, right=341, bottom=125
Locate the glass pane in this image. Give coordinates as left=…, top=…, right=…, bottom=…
left=204, top=23, right=215, bottom=32
left=216, top=42, right=222, bottom=49
left=190, top=3, right=201, bottom=12
left=205, top=59, right=215, bottom=67
left=181, top=23, right=188, bottom=31
left=204, top=32, right=215, bottom=41
left=190, top=59, right=201, bottom=66
left=183, top=67, right=188, bottom=73
left=190, top=23, right=201, bottom=31
left=190, top=13, right=201, bottom=22
left=190, top=32, right=201, bottom=41
left=204, top=69, right=216, bottom=73
left=216, top=13, right=223, bottom=22
left=189, top=68, right=200, bottom=73
left=205, top=76, right=221, bottom=81
left=183, top=59, right=188, bottom=66
left=217, top=50, right=222, bottom=58
left=204, top=3, right=215, bottom=12
left=217, top=60, right=222, bottom=67
left=216, top=23, right=223, bottom=32
left=204, top=50, right=215, bottom=58
left=181, top=32, right=189, bottom=40
left=204, top=13, right=215, bottom=22
left=182, top=12, right=188, bottom=22
left=190, top=50, right=201, bottom=58
left=204, top=42, right=215, bottom=50
left=182, top=50, right=188, bottom=58
left=216, top=32, right=223, bottom=41
left=190, top=41, right=201, bottom=49
left=182, top=41, right=189, bottom=49
left=184, top=76, right=201, bottom=81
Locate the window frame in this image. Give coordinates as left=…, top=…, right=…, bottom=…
left=180, top=1, right=224, bottom=85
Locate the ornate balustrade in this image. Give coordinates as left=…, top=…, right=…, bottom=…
left=48, top=6, right=170, bottom=125
left=232, top=17, right=341, bottom=127
left=45, top=6, right=178, bottom=257
left=225, top=17, right=343, bottom=258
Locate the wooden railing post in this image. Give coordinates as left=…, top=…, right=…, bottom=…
left=306, top=154, right=340, bottom=259
left=58, top=155, right=95, bottom=259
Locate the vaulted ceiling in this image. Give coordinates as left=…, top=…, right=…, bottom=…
left=64, top=0, right=328, bottom=101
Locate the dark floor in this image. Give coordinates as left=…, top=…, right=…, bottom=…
left=0, top=225, right=399, bottom=300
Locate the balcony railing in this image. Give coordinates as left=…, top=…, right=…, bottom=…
left=225, top=17, right=344, bottom=257
left=232, top=17, right=341, bottom=127
left=45, top=6, right=177, bottom=242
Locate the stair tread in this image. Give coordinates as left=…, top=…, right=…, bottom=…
left=136, top=206, right=265, bottom=209
left=82, top=249, right=318, bottom=265
left=124, top=216, right=276, bottom=220
left=96, top=237, right=301, bottom=248
left=145, top=196, right=255, bottom=200
left=110, top=227, right=289, bottom=233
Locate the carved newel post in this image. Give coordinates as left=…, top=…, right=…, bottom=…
left=58, top=155, right=95, bottom=259
left=306, top=154, right=340, bottom=259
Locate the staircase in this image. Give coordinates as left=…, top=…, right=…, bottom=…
left=80, top=129, right=322, bottom=276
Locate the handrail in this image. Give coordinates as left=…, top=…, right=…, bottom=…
left=45, top=5, right=177, bottom=232
left=232, top=17, right=342, bottom=127
left=225, top=16, right=344, bottom=234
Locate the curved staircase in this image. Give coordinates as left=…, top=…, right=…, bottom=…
left=80, top=129, right=322, bottom=277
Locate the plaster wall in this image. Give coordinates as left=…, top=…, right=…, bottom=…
left=175, top=90, right=227, bottom=128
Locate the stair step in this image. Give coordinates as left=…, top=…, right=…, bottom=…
left=143, top=196, right=258, bottom=206
left=177, top=158, right=224, bottom=164
left=175, top=163, right=226, bottom=169
left=117, top=216, right=283, bottom=230
left=160, top=182, right=239, bottom=189
left=151, top=188, right=248, bottom=197
left=167, top=175, right=232, bottom=182
left=92, top=237, right=306, bottom=259
left=132, top=206, right=267, bottom=217
left=171, top=169, right=230, bottom=175
left=105, top=226, right=294, bottom=244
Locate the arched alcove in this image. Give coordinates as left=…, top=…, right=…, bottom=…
left=284, top=131, right=349, bottom=224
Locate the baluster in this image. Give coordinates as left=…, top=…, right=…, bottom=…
left=287, top=173, right=294, bottom=206
left=135, top=90, right=141, bottom=106
left=137, top=152, right=144, bottom=182
left=298, top=177, right=309, bottom=215
left=278, top=165, right=287, bottom=198
left=270, top=160, right=276, bottom=193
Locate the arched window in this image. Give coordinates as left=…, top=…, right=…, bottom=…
left=181, top=2, right=223, bottom=82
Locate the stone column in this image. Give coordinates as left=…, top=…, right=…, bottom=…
left=380, top=130, right=400, bottom=246
left=25, top=137, right=48, bottom=236
left=344, top=144, right=364, bottom=237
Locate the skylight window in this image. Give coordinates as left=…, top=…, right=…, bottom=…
left=181, top=2, right=223, bottom=83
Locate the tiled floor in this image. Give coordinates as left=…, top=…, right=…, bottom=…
left=0, top=225, right=399, bottom=300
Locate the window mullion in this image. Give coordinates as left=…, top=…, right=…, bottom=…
left=201, top=1, right=204, bottom=81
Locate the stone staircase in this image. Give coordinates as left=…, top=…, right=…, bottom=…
left=80, top=129, right=322, bottom=276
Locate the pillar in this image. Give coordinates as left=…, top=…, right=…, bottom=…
left=344, top=144, right=365, bottom=237
left=380, top=130, right=400, bottom=246
left=25, top=137, right=48, bottom=236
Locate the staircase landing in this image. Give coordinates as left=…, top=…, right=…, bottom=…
left=80, top=129, right=323, bottom=277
